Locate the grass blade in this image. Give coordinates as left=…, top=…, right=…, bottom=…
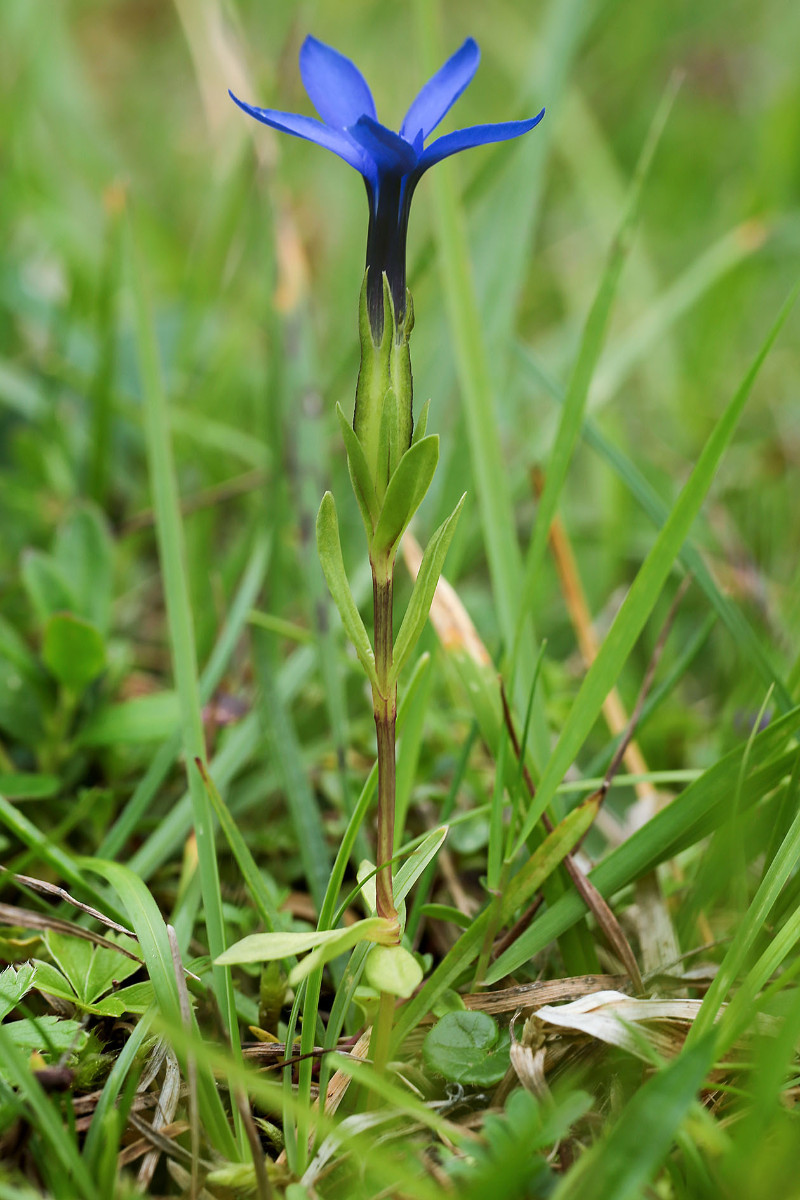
left=127, top=213, right=244, bottom=1139
left=552, top=1035, right=716, bottom=1200
left=513, top=284, right=798, bottom=854
left=514, top=77, right=679, bottom=666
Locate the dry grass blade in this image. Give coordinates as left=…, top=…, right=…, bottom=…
left=530, top=988, right=751, bottom=1065
left=509, top=1009, right=550, bottom=1100
left=0, top=867, right=137, bottom=939
left=0, top=902, right=143, bottom=963
left=122, top=1115, right=209, bottom=1169
left=317, top=1028, right=373, bottom=1122
left=167, top=924, right=200, bottom=1199
left=137, top=1049, right=182, bottom=1187
left=461, top=974, right=626, bottom=1015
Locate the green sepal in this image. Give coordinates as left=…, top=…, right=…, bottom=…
left=353, top=271, right=413, bottom=494
left=389, top=494, right=465, bottom=686
left=316, top=492, right=379, bottom=689
left=376, top=386, right=403, bottom=499
left=372, top=435, right=439, bottom=561
left=411, top=398, right=430, bottom=446
left=336, top=403, right=379, bottom=538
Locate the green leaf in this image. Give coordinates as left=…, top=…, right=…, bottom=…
left=286, top=919, right=400, bottom=988
left=0, top=1022, right=99, bottom=1198
left=423, top=1011, right=511, bottom=1085
left=316, top=492, right=378, bottom=689
left=513, top=284, right=799, bottom=856
left=44, top=930, right=141, bottom=1006
left=431, top=988, right=467, bottom=1016
left=0, top=658, right=46, bottom=747
left=552, top=1036, right=716, bottom=1200
left=198, top=760, right=282, bottom=934
left=337, top=402, right=379, bottom=536
left=0, top=772, right=60, bottom=800
left=31, top=959, right=80, bottom=1006
left=42, top=612, right=106, bottom=691
left=53, top=506, right=114, bottom=635
left=82, top=856, right=237, bottom=1160
left=0, top=962, right=37, bottom=1020
left=487, top=708, right=799, bottom=984
left=364, top=944, right=423, bottom=998
left=376, top=386, right=401, bottom=495
left=91, top=981, right=156, bottom=1017
left=394, top=826, right=449, bottom=908
left=20, top=551, right=76, bottom=626
left=390, top=494, right=465, bottom=685
left=372, top=435, right=439, bottom=559
left=0, top=1016, right=88, bottom=1059
left=411, top=399, right=431, bottom=445
left=78, top=691, right=180, bottom=746
left=0, top=612, right=44, bottom=681
left=392, top=796, right=602, bottom=1042
left=216, top=918, right=395, bottom=969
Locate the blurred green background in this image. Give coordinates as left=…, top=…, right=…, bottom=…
left=1, top=0, right=799, bottom=805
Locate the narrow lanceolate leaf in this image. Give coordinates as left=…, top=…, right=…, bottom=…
left=216, top=920, right=395, bottom=967
left=500, top=794, right=600, bottom=922
left=394, top=826, right=448, bottom=908
left=513, top=285, right=798, bottom=856
left=337, top=403, right=379, bottom=535
left=288, top=919, right=399, bottom=987
left=390, top=494, right=466, bottom=684
left=372, top=434, right=439, bottom=559
left=316, top=491, right=379, bottom=689
left=411, top=398, right=430, bottom=445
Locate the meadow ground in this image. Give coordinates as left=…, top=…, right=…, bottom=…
left=1, top=1, right=799, bottom=1197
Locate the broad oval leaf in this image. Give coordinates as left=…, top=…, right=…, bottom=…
left=364, top=944, right=423, bottom=998
left=423, top=1010, right=511, bottom=1085
left=42, top=612, right=106, bottom=691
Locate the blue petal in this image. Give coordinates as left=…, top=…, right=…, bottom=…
left=418, top=110, right=545, bottom=170
left=400, top=38, right=480, bottom=142
left=347, top=117, right=419, bottom=175
left=299, top=36, right=376, bottom=129
left=229, top=91, right=367, bottom=173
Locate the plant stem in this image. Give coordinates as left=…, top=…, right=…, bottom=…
left=372, top=561, right=398, bottom=927
left=370, top=989, right=396, bottom=1084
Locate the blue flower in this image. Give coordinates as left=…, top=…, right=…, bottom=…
left=230, top=36, right=544, bottom=337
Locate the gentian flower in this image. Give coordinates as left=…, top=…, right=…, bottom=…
left=230, top=36, right=544, bottom=338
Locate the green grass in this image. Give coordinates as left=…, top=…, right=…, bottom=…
left=1, top=0, right=799, bottom=1197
